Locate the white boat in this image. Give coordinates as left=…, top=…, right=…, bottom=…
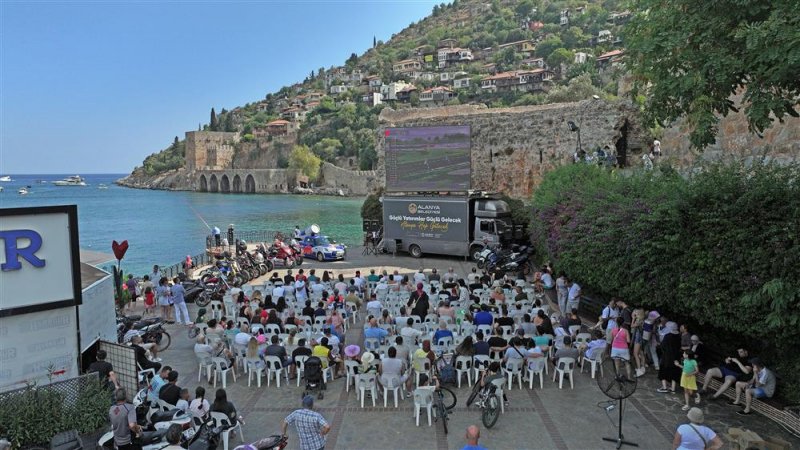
left=0, top=176, right=11, bottom=182
left=0, top=186, right=4, bottom=192
left=18, top=188, right=28, bottom=195
left=53, top=175, right=87, bottom=186
left=98, top=184, right=108, bottom=189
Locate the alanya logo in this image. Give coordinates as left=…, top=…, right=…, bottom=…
left=408, top=203, right=418, bottom=214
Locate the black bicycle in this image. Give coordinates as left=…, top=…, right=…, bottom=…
left=432, top=384, right=457, bottom=434
left=466, top=375, right=500, bottom=428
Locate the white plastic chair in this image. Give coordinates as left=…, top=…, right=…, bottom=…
left=503, top=358, right=525, bottom=390
left=265, top=324, right=281, bottom=335
left=356, top=373, right=378, bottom=408
left=413, top=387, right=434, bottom=426
left=527, top=357, right=546, bottom=389
left=472, top=355, right=490, bottom=382
left=224, top=302, right=238, bottom=319
left=295, top=355, right=310, bottom=387
left=209, top=301, right=224, bottom=320
left=436, top=336, right=453, bottom=349
left=210, top=411, right=244, bottom=450
left=454, top=355, right=472, bottom=388
left=250, top=324, right=264, bottom=334
left=476, top=324, right=493, bottom=337
left=568, top=324, right=582, bottom=336
left=575, top=332, right=592, bottom=349
left=490, top=377, right=506, bottom=414
left=553, top=357, right=576, bottom=389
left=364, top=338, right=381, bottom=352
left=382, top=375, right=405, bottom=408
left=344, top=360, right=359, bottom=392
left=246, top=358, right=265, bottom=387
left=236, top=317, right=249, bottom=330
left=581, top=345, right=606, bottom=379
left=412, top=357, right=431, bottom=387
left=264, top=355, right=287, bottom=387
left=195, top=354, right=213, bottom=383
left=211, top=357, right=235, bottom=389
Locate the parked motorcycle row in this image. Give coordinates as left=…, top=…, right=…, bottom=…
left=117, top=314, right=171, bottom=352
left=476, top=243, right=535, bottom=277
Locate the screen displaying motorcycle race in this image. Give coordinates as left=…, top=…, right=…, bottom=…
left=384, top=125, right=471, bottom=192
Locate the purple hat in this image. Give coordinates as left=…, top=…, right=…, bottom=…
left=344, top=345, right=360, bottom=358
left=647, top=311, right=660, bottom=321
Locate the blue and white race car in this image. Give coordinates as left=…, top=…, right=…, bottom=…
left=299, top=235, right=347, bottom=261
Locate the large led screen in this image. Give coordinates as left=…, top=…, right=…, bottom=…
left=384, top=126, right=471, bottom=192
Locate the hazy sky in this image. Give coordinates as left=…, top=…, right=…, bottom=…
left=0, top=1, right=440, bottom=174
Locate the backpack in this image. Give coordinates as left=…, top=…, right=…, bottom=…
left=438, top=360, right=457, bottom=385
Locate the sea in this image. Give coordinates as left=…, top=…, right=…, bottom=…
left=0, top=174, right=364, bottom=275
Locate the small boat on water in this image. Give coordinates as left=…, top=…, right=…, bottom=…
left=18, top=188, right=29, bottom=195
left=53, top=175, right=87, bottom=186
left=0, top=186, right=4, bottom=192
left=98, top=184, right=108, bottom=189
left=0, top=175, right=11, bottom=182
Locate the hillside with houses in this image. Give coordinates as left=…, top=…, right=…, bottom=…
left=132, top=0, right=629, bottom=180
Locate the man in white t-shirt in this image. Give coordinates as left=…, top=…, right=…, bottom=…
left=272, top=284, right=285, bottom=299
left=310, top=281, right=325, bottom=296
left=399, top=318, right=423, bottom=344
left=413, top=268, right=427, bottom=284
left=566, top=279, right=581, bottom=313
left=467, top=267, right=480, bottom=285
left=366, top=297, right=383, bottom=318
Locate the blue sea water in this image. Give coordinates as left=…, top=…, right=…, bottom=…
left=0, top=174, right=364, bottom=275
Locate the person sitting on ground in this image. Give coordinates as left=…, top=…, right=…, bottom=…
left=158, top=370, right=182, bottom=406
left=131, top=335, right=161, bottom=372
left=433, top=320, right=454, bottom=345
left=211, top=388, right=243, bottom=427
left=699, top=347, right=753, bottom=400
left=731, top=358, right=776, bottom=416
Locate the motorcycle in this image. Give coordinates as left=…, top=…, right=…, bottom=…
left=233, top=435, right=288, bottom=450
left=195, top=277, right=230, bottom=308
left=267, top=240, right=297, bottom=269
left=475, top=242, right=502, bottom=269
left=487, top=246, right=534, bottom=277
left=118, top=315, right=171, bottom=352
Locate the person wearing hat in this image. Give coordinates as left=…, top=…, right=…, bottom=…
left=672, top=407, right=723, bottom=449
left=689, top=335, right=707, bottom=369
left=359, top=350, right=377, bottom=374
left=657, top=322, right=682, bottom=393
left=282, top=396, right=331, bottom=450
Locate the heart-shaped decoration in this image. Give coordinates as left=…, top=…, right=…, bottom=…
left=112, top=240, right=129, bottom=261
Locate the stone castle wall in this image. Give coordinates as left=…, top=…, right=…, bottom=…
left=378, top=102, right=648, bottom=198
left=319, top=162, right=380, bottom=195
left=185, top=131, right=239, bottom=171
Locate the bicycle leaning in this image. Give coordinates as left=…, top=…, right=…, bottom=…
left=430, top=379, right=457, bottom=434
left=465, top=362, right=502, bottom=429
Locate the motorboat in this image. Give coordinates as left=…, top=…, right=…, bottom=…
left=53, top=175, right=87, bottom=186
left=0, top=176, right=11, bottom=182
left=18, top=188, right=28, bottom=195
left=98, top=184, right=108, bottom=189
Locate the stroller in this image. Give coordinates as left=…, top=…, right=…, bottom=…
left=302, top=356, right=326, bottom=399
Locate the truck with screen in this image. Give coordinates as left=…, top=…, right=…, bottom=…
left=382, top=194, right=512, bottom=259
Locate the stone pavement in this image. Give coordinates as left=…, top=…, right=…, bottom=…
left=141, top=251, right=798, bottom=449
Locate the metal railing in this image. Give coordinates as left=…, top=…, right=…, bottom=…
left=0, top=371, right=100, bottom=409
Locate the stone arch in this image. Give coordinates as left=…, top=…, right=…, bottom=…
left=232, top=174, right=242, bottom=193
left=220, top=174, right=231, bottom=193
left=209, top=174, right=219, bottom=193
left=245, top=174, right=256, bottom=193
left=199, top=174, right=208, bottom=192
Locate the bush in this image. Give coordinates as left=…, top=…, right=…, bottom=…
left=361, top=188, right=384, bottom=221
left=530, top=162, right=800, bottom=403
left=0, top=376, right=110, bottom=447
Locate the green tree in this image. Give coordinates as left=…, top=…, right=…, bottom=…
left=545, top=73, right=604, bottom=103
left=223, top=113, right=235, bottom=132
left=360, top=189, right=384, bottom=221
left=625, top=0, right=800, bottom=148
left=562, top=26, right=587, bottom=49
left=288, top=145, right=321, bottom=179
left=210, top=108, right=218, bottom=131
left=515, top=0, right=536, bottom=18
left=546, top=48, right=574, bottom=70
left=534, top=36, right=563, bottom=58
left=312, top=138, right=342, bottom=162
left=346, top=53, right=358, bottom=67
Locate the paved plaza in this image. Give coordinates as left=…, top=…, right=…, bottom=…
left=147, top=250, right=797, bottom=449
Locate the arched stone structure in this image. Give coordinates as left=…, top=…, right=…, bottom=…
left=209, top=174, right=219, bottom=193
left=199, top=174, right=208, bottom=192
left=220, top=174, right=230, bottom=193
left=245, top=174, right=256, bottom=193
left=232, top=174, right=242, bottom=193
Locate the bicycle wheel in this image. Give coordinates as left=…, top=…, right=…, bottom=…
left=439, top=386, right=457, bottom=410
left=437, top=399, right=449, bottom=435
left=482, top=396, right=499, bottom=429
left=156, top=331, right=171, bottom=352
left=466, top=382, right=482, bottom=407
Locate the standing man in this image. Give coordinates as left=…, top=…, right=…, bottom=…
left=171, top=277, right=191, bottom=326
left=282, top=395, right=330, bottom=450
left=149, top=266, right=161, bottom=286
left=566, top=278, right=581, bottom=314
left=109, top=388, right=141, bottom=450
left=461, top=425, right=488, bottom=450
left=212, top=226, right=221, bottom=247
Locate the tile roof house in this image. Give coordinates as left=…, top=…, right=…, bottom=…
left=419, top=86, right=456, bottom=105
left=596, top=49, right=624, bottom=69
left=481, top=69, right=554, bottom=92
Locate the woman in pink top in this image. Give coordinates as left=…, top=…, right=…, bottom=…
left=610, top=323, right=631, bottom=361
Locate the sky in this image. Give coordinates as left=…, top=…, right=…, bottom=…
left=0, top=1, right=441, bottom=175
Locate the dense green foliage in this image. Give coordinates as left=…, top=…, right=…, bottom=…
left=360, top=188, right=384, bottom=221
left=530, top=162, right=800, bottom=402
left=625, top=0, right=800, bottom=148
left=300, top=102, right=382, bottom=170
left=288, top=144, right=322, bottom=180
left=0, top=377, right=110, bottom=447
left=140, top=138, right=185, bottom=176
